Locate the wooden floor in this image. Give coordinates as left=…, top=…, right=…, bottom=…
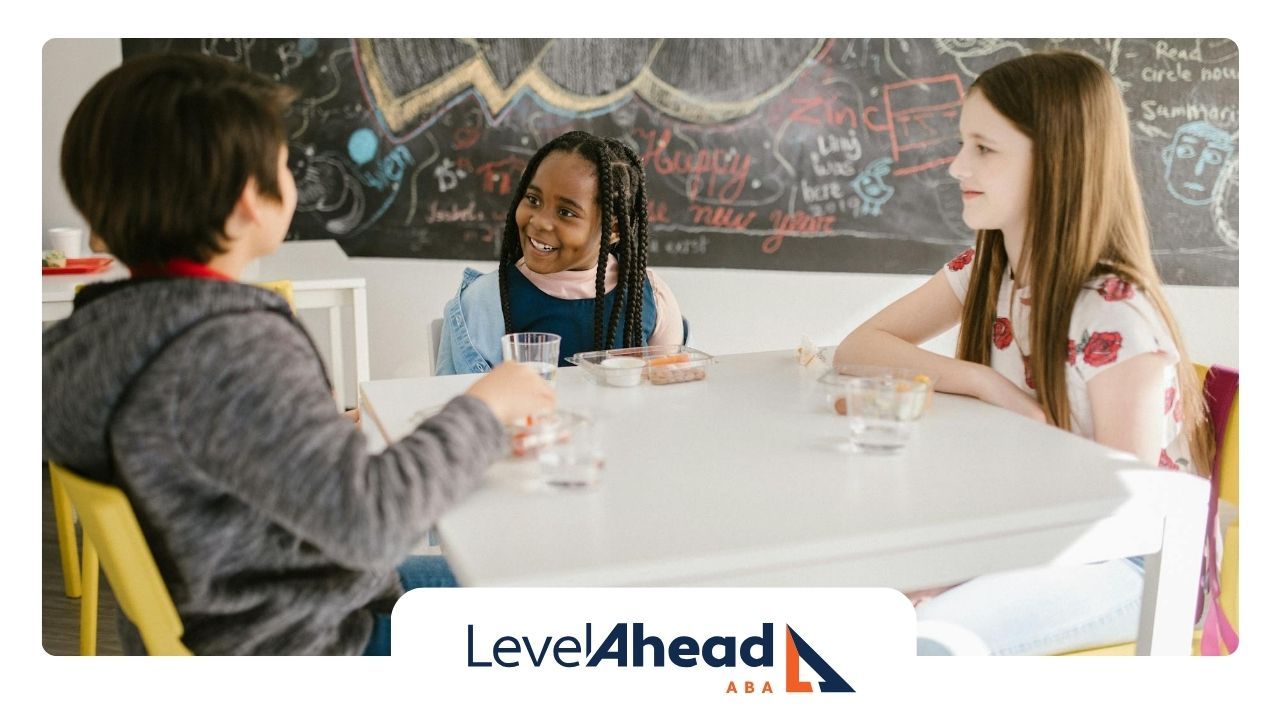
left=42, top=463, right=123, bottom=655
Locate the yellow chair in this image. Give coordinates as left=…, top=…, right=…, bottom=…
left=255, top=279, right=296, bottom=311
left=50, top=469, right=82, bottom=599
left=47, top=278, right=293, bottom=653
left=49, top=463, right=191, bottom=655
left=1067, top=363, right=1239, bottom=655
left=49, top=282, right=96, bottom=603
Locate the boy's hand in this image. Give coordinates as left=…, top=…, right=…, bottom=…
left=464, top=362, right=556, bottom=426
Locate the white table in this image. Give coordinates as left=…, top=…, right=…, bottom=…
left=43, top=240, right=369, bottom=409
left=360, top=350, right=1209, bottom=655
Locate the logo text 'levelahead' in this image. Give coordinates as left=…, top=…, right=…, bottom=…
left=467, top=621, right=854, bottom=693
left=390, top=588, right=916, bottom=698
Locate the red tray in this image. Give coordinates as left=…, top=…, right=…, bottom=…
left=42, top=257, right=114, bottom=275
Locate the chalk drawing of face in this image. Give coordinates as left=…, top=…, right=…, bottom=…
left=1162, top=121, right=1235, bottom=206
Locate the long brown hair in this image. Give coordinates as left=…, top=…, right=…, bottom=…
left=955, top=51, right=1212, bottom=474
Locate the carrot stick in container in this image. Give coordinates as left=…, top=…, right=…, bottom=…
left=646, top=353, right=690, bottom=367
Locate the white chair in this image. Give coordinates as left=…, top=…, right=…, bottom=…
left=427, top=317, right=444, bottom=375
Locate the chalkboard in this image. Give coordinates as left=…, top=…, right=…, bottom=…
left=121, top=39, right=1239, bottom=286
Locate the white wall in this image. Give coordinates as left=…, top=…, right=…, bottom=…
left=44, top=40, right=1239, bottom=384
left=354, top=257, right=1239, bottom=380
left=43, top=39, right=122, bottom=244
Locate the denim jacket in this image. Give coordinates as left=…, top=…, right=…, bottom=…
left=436, top=268, right=504, bottom=375
left=437, top=265, right=680, bottom=375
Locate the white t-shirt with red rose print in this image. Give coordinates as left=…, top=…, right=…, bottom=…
left=942, top=247, right=1194, bottom=473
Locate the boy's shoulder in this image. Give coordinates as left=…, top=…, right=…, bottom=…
left=43, top=278, right=309, bottom=478
left=46, top=278, right=302, bottom=385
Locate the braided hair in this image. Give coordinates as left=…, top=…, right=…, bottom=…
left=498, top=130, right=651, bottom=351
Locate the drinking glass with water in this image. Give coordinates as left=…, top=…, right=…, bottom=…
left=501, top=332, right=561, bottom=385
left=535, top=411, right=604, bottom=489
left=841, top=376, right=930, bottom=453
left=507, top=410, right=604, bottom=489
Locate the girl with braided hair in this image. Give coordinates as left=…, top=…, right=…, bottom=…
left=437, top=130, right=684, bottom=374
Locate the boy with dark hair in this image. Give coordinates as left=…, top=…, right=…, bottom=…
left=43, top=53, right=554, bottom=655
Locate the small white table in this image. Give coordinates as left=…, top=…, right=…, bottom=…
left=43, top=240, right=369, bottom=409
left=360, top=350, right=1209, bottom=655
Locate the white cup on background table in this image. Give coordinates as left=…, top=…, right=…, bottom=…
left=47, top=227, right=84, bottom=259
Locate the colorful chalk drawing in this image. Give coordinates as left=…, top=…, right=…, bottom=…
left=291, top=144, right=366, bottom=237
left=932, top=39, right=1030, bottom=78
left=355, top=39, right=826, bottom=141
left=850, top=158, right=895, bottom=216
left=1212, top=155, right=1239, bottom=249
left=1161, top=121, right=1236, bottom=206
left=121, top=38, right=1237, bottom=284
left=201, top=38, right=255, bottom=67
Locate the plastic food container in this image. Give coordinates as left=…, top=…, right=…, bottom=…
left=568, top=344, right=716, bottom=386
left=598, top=357, right=646, bottom=386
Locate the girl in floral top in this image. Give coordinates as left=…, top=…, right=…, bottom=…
left=835, top=51, right=1212, bottom=655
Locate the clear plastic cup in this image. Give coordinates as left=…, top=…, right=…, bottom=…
left=501, top=332, right=561, bottom=385
left=819, top=364, right=937, bottom=414
left=841, top=376, right=930, bottom=453
left=508, top=411, right=603, bottom=489
left=536, top=415, right=604, bottom=489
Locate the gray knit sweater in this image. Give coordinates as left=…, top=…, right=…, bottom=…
left=42, top=277, right=505, bottom=655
